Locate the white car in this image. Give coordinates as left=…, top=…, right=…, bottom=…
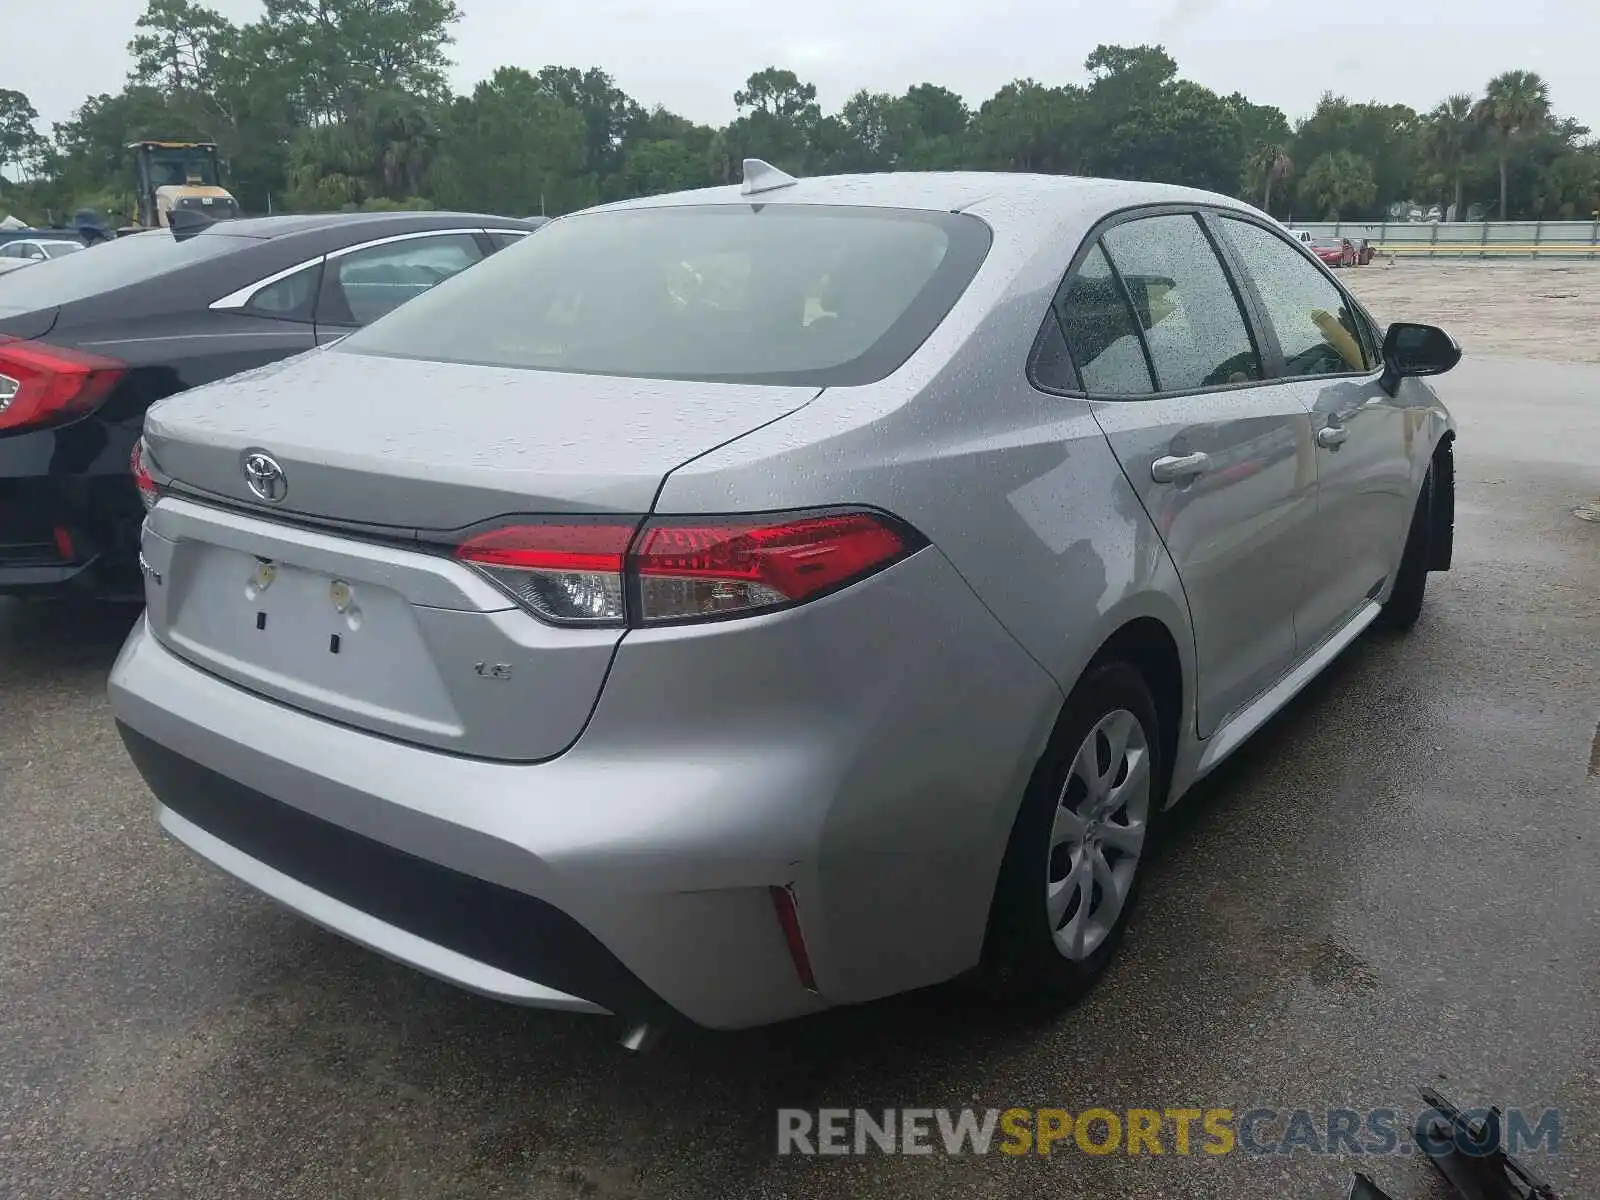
left=0, top=237, right=85, bottom=275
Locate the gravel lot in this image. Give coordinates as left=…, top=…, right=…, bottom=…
left=1344, top=259, right=1600, bottom=363
left=1, top=263, right=1597, bottom=1200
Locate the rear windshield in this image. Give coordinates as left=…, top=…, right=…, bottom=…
left=339, top=204, right=992, bottom=386
left=0, top=228, right=245, bottom=310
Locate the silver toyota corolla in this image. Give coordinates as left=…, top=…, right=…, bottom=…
left=109, top=165, right=1460, bottom=1036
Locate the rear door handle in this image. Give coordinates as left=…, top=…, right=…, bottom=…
left=1316, top=424, right=1349, bottom=449
left=1151, top=452, right=1211, bottom=483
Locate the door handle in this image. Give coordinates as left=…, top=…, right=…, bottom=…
left=1150, top=452, right=1211, bottom=483
left=1316, top=424, right=1349, bottom=449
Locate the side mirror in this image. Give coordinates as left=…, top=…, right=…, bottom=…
left=1380, top=321, right=1461, bottom=396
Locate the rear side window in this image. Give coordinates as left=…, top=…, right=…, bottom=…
left=247, top=263, right=321, bottom=320
left=0, top=228, right=242, bottom=310
left=1056, top=243, right=1154, bottom=396
left=1220, top=218, right=1370, bottom=376
left=339, top=205, right=993, bottom=386
left=322, top=233, right=483, bottom=326
left=1100, top=215, right=1262, bottom=393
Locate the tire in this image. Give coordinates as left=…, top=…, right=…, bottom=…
left=1378, top=466, right=1434, bottom=632
left=983, top=662, right=1165, bottom=1003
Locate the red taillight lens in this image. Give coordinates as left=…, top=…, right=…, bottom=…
left=0, top=337, right=126, bottom=433
left=632, top=510, right=915, bottom=624
left=452, top=510, right=920, bottom=627
left=131, top=437, right=159, bottom=511
left=455, top=522, right=636, bottom=626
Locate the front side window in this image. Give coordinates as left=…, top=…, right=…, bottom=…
left=328, top=233, right=483, bottom=326
left=1221, top=218, right=1370, bottom=376
left=1056, top=243, right=1154, bottom=396
left=1100, top=215, right=1262, bottom=393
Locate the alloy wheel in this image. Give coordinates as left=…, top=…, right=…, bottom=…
left=1045, top=708, right=1152, bottom=961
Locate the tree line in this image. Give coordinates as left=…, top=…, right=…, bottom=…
left=0, top=0, right=1596, bottom=226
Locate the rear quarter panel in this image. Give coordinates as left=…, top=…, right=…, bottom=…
left=654, top=195, right=1197, bottom=715
left=651, top=196, right=1200, bottom=963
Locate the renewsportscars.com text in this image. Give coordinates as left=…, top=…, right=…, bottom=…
left=776, top=1106, right=1562, bottom=1158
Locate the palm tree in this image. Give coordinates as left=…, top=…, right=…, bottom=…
left=1474, top=71, right=1551, bottom=218
left=1247, top=143, right=1293, bottom=213
left=1423, top=94, right=1476, bottom=220
left=1300, top=151, right=1377, bottom=219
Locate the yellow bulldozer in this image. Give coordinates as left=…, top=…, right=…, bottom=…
left=117, top=140, right=241, bottom=234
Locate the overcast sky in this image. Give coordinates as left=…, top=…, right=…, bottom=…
left=12, top=0, right=1597, bottom=134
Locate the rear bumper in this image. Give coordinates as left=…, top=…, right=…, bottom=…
left=0, top=423, right=145, bottom=599
left=0, top=556, right=142, bottom=600
left=108, top=549, right=1062, bottom=1029
left=122, top=726, right=649, bottom=1018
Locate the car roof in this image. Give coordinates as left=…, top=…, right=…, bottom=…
left=197, top=211, right=540, bottom=240
left=590, top=171, right=1256, bottom=229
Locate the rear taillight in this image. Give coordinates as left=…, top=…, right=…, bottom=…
left=130, top=437, right=159, bottom=511
left=632, top=511, right=915, bottom=624
left=452, top=509, right=919, bottom=627
left=455, top=522, right=635, bottom=626
left=0, top=337, right=125, bottom=433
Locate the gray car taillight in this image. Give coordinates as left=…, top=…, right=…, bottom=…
left=453, top=510, right=922, bottom=628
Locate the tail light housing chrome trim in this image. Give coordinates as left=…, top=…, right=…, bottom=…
left=448, top=508, right=925, bottom=628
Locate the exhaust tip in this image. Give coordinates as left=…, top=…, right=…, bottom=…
left=619, top=1022, right=663, bottom=1054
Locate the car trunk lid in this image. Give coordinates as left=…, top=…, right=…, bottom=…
left=144, top=347, right=819, bottom=525
left=140, top=348, right=820, bottom=760
left=0, top=305, right=60, bottom=341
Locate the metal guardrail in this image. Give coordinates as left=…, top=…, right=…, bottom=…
left=1287, top=220, right=1600, bottom=259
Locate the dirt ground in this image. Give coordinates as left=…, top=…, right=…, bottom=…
left=1342, top=258, right=1600, bottom=363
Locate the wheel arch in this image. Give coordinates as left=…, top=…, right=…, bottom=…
left=1085, top=616, right=1185, bottom=810
left=978, top=614, right=1188, bottom=983
left=1429, top=431, right=1455, bottom=571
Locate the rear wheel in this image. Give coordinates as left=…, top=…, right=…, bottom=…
left=1378, top=467, right=1434, bottom=632
left=984, top=662, right=1164, bottom=1002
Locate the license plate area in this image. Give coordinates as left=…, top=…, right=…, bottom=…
left=166, top=543, right=461, bottom=738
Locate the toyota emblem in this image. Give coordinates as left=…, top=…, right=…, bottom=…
left=242, top=450, right=288, bottom=503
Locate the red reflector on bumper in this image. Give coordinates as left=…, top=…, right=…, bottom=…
left=770, top=884, right=819, bottom=994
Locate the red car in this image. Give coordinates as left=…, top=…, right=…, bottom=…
left=1310, top=236, right=1357, bottom=268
